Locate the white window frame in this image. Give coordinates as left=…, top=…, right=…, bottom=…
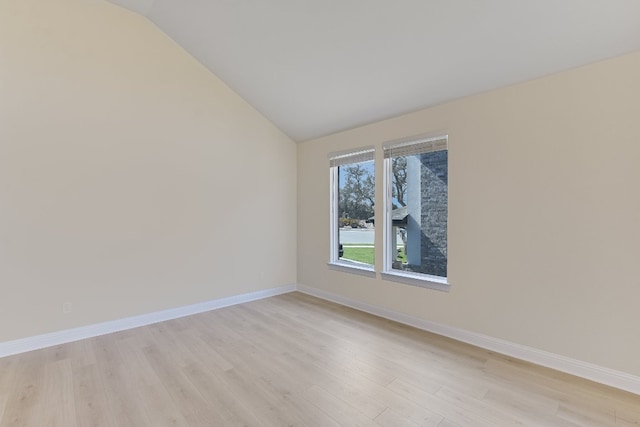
left=382, top=134, right=450, bottom=291
left=328, top=147, right=376, bottom=276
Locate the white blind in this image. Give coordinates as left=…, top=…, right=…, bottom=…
left=383, top=135, right=447, bottom=158
left=329, top=148, right=375, bottom=167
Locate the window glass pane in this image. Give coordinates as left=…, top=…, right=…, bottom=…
left=337, top=159, right=375, bottom=266
left=390, top=149, right=447, bottom=277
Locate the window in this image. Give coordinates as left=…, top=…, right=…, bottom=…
left=329, top=147, right=375, bottom=272
left=383, top=135, right=448, bottom=288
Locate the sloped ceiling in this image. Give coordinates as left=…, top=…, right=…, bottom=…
left=107, top=0, right=640, bottom=142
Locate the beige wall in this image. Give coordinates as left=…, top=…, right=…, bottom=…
left=298, top=51, right=640, bottom=376
left=0, top=0, right=297, bottom=342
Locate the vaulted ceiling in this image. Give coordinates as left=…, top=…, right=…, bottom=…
left=107, top=0, right=640, bottom=142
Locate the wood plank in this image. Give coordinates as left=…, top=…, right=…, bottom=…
left=112, top=336, right=190, bottom=426
left=0, top=351, right=46, bottom=427
left=0, top=394, right=7, bottom=424
left=72, top=362, right=115, bottom=427
left=34, top=359, right=77, bottom=427
left=141, top=344, right=228, bottom=425
left=302, top=384, right=374, bottom=426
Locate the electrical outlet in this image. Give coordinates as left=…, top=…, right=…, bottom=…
left=62, top=302, right=72, bottom=314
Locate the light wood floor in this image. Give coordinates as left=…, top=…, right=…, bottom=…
left=1, top=292, right=639, bottom=426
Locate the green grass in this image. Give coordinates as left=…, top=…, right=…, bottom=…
left=341, top=247, right=375, bottom=265
left=341, top=246, right=406, bottom=265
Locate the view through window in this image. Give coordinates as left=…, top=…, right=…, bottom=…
left=384, top=136, right=448, bottom=279
left=329, top=149, right=375, bottom=267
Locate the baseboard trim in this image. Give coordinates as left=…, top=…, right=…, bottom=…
left=297, top=284, right=640, bottom=396
left=0, top=284, right=296, bottom=358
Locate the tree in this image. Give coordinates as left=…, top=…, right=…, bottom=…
left=339, top=164, right=374, bottom=221
left=337, top=158, right=407, bottom=222
left=392, top=156, right=407, bottom=207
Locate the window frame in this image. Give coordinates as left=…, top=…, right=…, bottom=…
left=381, top=134, right=450, bottom=291
left=328, top=147, right=376, bottom=276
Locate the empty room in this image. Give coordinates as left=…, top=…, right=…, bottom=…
left=1, top=0, right=640, bottom=425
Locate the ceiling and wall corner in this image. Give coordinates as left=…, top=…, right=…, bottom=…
left=106, top=0, right=640, bottom=141
left=106, top=0, right=154, bottom=15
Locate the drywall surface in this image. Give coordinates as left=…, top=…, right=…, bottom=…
left=297, top=51, right=640, bottom=376
left=0, top=0, right=296, bottom=342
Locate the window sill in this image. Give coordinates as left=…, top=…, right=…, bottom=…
left=381, top=270, right=450, bottom=292
left=328, top=261, right=376, bottom=278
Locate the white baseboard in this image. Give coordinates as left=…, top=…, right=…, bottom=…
left=0, top=284, right=296, bottom=359
left=297, top=284, right=640, bottom=396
